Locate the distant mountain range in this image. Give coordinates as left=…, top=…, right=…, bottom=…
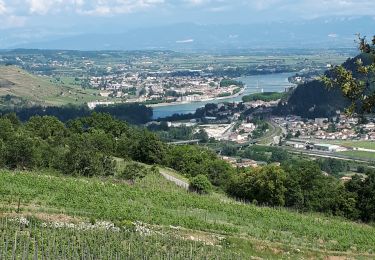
left=3, top=16, right=375, bottom=51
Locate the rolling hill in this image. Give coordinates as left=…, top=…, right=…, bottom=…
left=0, top=66, right=101, bottom=107
left=0, top=169, right=374, bottom=259
left=276, top=53, right=375, bottom=118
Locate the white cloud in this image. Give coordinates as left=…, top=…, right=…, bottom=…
left=65, top=0, right=166, bottom=16
left=1, top=0, right=375, bottom=19
left=27, top=0, right=86, bottom=14
left=0, top=0, right=7, bottom=14
left=28, top=0, right=53, bottom=14
left=176, top=38, right=194, bottom=43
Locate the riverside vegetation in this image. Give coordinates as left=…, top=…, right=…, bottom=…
left=0, top=112, right=374, bottom=257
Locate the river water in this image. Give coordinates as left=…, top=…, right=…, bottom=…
left=152, top=72, right=295, bottom=119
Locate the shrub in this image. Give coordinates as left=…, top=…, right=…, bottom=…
left=118, top=162, right=149, bottom=182
left=190, top=175, right=212, bottom=194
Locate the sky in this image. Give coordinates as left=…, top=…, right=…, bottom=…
left=0, top=0, right=375, bottom=49
left=1, top=0, right=375, bottom=29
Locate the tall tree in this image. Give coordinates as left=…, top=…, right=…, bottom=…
left=322, top=35, right=375, bottom=114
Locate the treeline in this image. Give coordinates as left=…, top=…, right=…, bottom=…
left=220, top=79, right=244, bottom=88
left=0, top=113, right=374, bottom=222
left=242, top=92, right=286, bottom=102
left=227, top=160, right=375, bottom=222
left=0, top=103, right=152, bottom=124
left=0, top=112, right=224, bottom=182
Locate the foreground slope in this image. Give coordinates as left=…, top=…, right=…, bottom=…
left=0, top=66, right=100, bottom=107
left=0, top=170, right=374, bottom=259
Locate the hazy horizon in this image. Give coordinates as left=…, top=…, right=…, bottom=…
left=0, top=0, right=375, bottom=50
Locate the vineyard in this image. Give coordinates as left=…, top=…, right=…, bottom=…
left=0, top=170, right=375, bottom=258
left=0, top=217, right=245, bottom=259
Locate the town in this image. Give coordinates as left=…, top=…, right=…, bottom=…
left=88, top=73, right=244, bottom=108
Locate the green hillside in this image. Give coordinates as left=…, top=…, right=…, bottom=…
left=0, top=170, right=374, bottom=259
left=0, top=66, right=101, bottom=107
left=275, top=53, right=375, bottom=118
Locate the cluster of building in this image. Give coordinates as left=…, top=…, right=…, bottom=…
left=228, top=122, right=256, bottom=143
left=221, top=156, right=259, bottom=168
left=274, top=114, right=375, bottom=141
left=199, top=121, right=256, bottom=143
left=89, top=73, right=242, bottom=104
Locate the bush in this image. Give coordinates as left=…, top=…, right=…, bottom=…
left=190, top=175, right=212, bottom=194
left=118, top=162, right=149, bottom=182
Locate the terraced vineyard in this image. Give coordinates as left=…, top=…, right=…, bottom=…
left=0, top=170, right=374, bottom=258
left=0, top=66, right=102, bottom=106
left=0, top=217, right=244, bottom=259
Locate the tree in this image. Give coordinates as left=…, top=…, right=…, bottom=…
left=118, top=162, right=149, bottom=183
left=228, top=165, right=287, bottom=206
left=354, top=172, right=375, bottom=222
left=25, top=116, right=66, bottom=144
left=283, top=160, right=340, bottom=212
left=64, top=134, right=116, bottom=177
left=270, top=147, right=289, bottom=163
left=322, top=35, right=375, bottom=114
left=131, top=130, right=166, bottom=164
left=194, top=129, right=209, bottom=143
left=190, top=174, right=212, bottom=194
left=0, top=118, right=15, bottom=142
left=0, top=139, right=5, bottom=167
left=5, top=132, right=39, bottom=169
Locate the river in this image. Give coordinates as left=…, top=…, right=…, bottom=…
left=152, top=72, right=295, bottom=119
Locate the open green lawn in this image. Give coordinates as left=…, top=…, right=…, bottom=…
left=341, top=141, right=375, bottom=150
left=323, top=140, right=375, bottom=150
left=339, top=150, right=375, bottom=160
left=0, top=170, right=374, bottom=258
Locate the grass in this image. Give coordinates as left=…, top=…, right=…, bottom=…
left=0, top=216, right=246, bottom=259
left=339, top=150, right=375, bottom=160
left=256, top=121, right=282, bottom=145
left=0, top=66, right=104, bottom=106
left=0, top=170, right=374, bottom=258
left=340, top=141, right=375, bottom=150
left=322, top=140, right=375, bottom=150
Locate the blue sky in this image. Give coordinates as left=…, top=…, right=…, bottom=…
left=0, top=0, right=374, bottom=49
left=1, top=0, right=375, bottom=29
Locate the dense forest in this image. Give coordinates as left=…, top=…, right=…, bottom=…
left=0, top=112, right=374, bottom=222
left=0, top=103, right=152, bottom=124
left=242, top=92, right=286, bottom=102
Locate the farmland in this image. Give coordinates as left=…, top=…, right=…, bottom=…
left=339, top=150, right=375, bottom=160
left=0, top=170, right=374, bottom=258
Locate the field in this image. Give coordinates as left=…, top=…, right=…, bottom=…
left=339, top=150, right=375, bottom=160
left=318, top=140, right=375, bottom=150
left=340, top=141, right=375, bottom=150
left=0, top=66, right=103, bottom=106
left=0, top=170, right=374, bottom=258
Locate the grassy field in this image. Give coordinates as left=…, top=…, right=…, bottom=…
left=0, top=66, right=103, bottom=106
left=339, top=150, right=375, bottom=160
left=320, top=140, right=375, bottom=150
left=340, top=141, right=375, bottom=150
left=0, top=170, right=374, bottom=258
